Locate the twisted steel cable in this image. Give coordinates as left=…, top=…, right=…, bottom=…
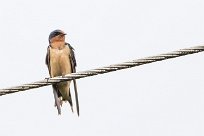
left=0, top=45, right=204, bottom=96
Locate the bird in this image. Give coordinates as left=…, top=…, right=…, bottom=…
left=45, top=29, right=79, bottom=115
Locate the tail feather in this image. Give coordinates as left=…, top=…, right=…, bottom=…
left=73, top=79, right=80, bottom=116
left=52, top=85, right=61, bottom=115
left=67, top=90, right=74, bottom=112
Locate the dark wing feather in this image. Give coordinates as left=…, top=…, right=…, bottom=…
left=46, top=46, right=62, bottom=115
left=67, top=43, right=80, bottom=116
left=67, top=43, right=77, bottom=70
left=45, top=46, right=50, bottom=74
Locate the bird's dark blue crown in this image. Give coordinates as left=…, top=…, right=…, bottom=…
left=48, top=29, right=66, bottom=43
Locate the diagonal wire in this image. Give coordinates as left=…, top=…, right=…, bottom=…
left=0, top=45, right=204, bottom=96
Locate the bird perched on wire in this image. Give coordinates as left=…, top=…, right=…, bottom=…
left=45, top=29, right=79, bottom=115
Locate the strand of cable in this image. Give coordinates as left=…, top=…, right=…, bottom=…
left=0, top=45, right=204, bottom=96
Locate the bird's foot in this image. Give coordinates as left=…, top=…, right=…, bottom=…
left=45, top=77, right=49, bottom=82
left=61, top=73, right=66, bottom=78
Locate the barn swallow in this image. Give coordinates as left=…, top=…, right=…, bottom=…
left=45, top=29, right=79, bottom=115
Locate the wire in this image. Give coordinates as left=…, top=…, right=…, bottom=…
left=0, top=45, right=204, bottom=96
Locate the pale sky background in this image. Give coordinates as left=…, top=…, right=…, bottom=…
left=0, top=0, right=204, bottom=136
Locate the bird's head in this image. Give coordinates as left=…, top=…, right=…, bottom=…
left=48, top=29, right=67, bottom=44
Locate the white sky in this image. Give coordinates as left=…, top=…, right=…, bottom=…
left=0, top=0, right=204, bottom=135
